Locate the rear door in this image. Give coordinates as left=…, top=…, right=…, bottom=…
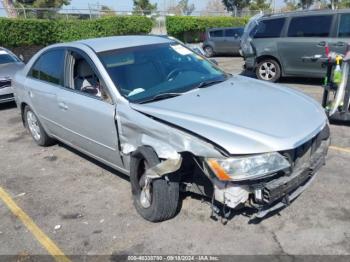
left=209, top=29, right=225, bottom=53
left=26, top=48, right=66, bottom=135
left=278, top=14, right=335, bottom=77
left=224, top=28, right=242, bottom=53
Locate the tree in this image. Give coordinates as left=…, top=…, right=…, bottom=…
left=100, top=5, right=115, bottom=16
left=17, top=0, right=70, bottom=8
left=339, top=0, right=350, bottom=8
left=204, top=0, right=226, bottom=15
left=222, top=0, right=251, bottom=13
left=298, top=0, right=314, bottom=9
left=168, top=0, right=195, bottom=15
left=133, top=0, right=157, bottom=15
left=249, top=0, right=271, bottom=10
left=281, top=0, right=299, bottom=11
left=16, top=0, right=71, bottom=18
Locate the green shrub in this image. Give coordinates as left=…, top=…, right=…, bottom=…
left=0, top=16, right=153, bottom=47
left=166, top=16, right=249, bottom=42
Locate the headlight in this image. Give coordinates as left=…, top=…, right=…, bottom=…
left=207, top=152, right=290, bottom=181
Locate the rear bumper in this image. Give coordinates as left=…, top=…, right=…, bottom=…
left=252, top=137, right=330, bottom=218
left=243, top=56, right=256, bottom=71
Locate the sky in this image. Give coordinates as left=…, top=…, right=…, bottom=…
left=0, top=0, right=285, bottom=16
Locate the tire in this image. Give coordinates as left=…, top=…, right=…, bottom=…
left=24, top=106, right=55, bottom=146
left=130, top=146, right=180, bottom=222
left=256, top=58, right=281, bottom=82
left=204, top=46, right=215, bottom=58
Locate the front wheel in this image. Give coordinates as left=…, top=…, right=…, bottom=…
left=256, top=59, right=281, bottom=82
left=130, top=146, right=180, bottom=222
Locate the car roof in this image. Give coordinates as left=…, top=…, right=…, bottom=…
left=208, top=27, right=243, bottom=31
left=262, top=8, right=350, bottom=19
left=76, top=35, right=174, bottom=53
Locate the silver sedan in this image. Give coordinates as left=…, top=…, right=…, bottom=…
left=0, top=47, right=24, bottom=104
left=13, top=36, right=330, bottom=222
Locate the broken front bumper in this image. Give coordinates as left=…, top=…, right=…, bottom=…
left=211, top=125, right=330, bottom=219
left=251, top=137, right=330, bottom=218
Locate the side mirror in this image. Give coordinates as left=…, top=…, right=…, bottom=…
left=19, top=54, right=24, bottom=62
left=209, top=58, right=218, bottom=65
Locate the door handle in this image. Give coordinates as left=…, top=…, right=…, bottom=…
left=334, top=41, right=346, bottom=47
left=58, top=102, right=68, bottom=110
left=317, top=41, right=326, bottom=47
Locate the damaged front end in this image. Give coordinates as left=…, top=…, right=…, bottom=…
left=116, top=102, right=330, bottom=222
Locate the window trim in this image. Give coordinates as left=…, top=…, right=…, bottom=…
left=27, top=47, right=66, bottom=88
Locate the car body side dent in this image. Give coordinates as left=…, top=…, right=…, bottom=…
left=116, top=102, right=224, bottom=164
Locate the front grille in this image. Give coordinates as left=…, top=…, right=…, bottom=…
left=0, top=79, right=11, bottom=89
left=0, top=93, right=14, bottom=100
left=254, top=125, right=330, bottom=205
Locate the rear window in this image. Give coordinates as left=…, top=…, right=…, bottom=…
left=254, top=18, right=285, bottom=38
left=288, top=15, right=333, bottom=37
left=225, top=28, right=243, bottom=37
left=338, top=14, right=350, bottom=37
left=209, top=30, right=224, bottom=37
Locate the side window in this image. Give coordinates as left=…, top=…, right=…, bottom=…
left=69, top=51, right=111, bottom=102
left=254, top=18, right=285, bottom=38
left=338, top=14, right=350, bottom=37
left=29, top=49, right=65, bottom=85
left=225, top=29, right=236, bottom=37
left=225, top=29, right=241, bottom=37
left=210, top=30, right=224, bottom=38
left=288, top=15, right=333, bottom=37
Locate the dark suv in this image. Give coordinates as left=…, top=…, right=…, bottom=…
left=203, top=27, right=244, bottom=57
left=241, top=10, right=350, bottom=82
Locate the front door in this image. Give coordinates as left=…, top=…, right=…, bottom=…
left=56, top=49, right=123, bottom=169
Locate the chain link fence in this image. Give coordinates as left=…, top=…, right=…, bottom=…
left=0, top=7, right=266, bottom=36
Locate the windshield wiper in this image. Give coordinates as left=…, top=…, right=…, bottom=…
left=195, top=78, right=227, bottom=89
left=139, top=92, right=182, bottom=104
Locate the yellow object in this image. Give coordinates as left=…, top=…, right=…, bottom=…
left=0, top=187, right=71, bottom=262
left=333, top=55, right=343, bottom=85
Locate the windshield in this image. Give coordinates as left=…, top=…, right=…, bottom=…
left=0, top=50, right=19, bottom=65
left=98, top=43, right=227, bottom=103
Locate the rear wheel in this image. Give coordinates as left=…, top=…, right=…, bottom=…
left=204, top=46, right=214, bottom=57
left=256, top=58, right=281, bottom=82
left=24, top=106, right=54, bottom=146
left=130, top=146, right=180, bottom=222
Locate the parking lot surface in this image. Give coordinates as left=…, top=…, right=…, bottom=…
left=1, top=57, right=350, bottom=258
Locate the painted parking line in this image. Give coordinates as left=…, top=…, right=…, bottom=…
left=0, top=187, right=71, bottom=262
left=329, top=145, right=350, bottom=154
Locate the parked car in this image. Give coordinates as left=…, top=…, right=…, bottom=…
left=13, top=36, right=330, bottom=222
left=0, top=47, right=24, bottom=104
left=203, top=27, right=244, bottom=57
left=241, top=9, right=350, bottom=82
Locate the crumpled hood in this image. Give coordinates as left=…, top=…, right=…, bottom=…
left=131, top=76, right=327, bottom=155
left=0, top=63, right=24, bottom=79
